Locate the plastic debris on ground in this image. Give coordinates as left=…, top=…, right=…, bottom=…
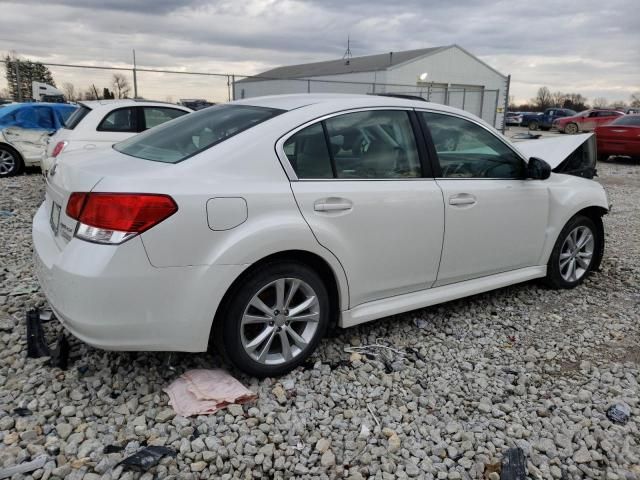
left=12, top=407, right=32, bottom=417
left=118, top=446, right=176, bottom=472
left=0, top=455, right=47, bottom=479
left=345, top=339, right=407, bottom=373
left=500, top=447, right=527, bottom=480
left=413, top=317, right=429, bottom=329
left=26, top=308, right=50, bottom=358
left=164, top=369, right=257, bottom=417
left=606, top=402, right=631, bottom=425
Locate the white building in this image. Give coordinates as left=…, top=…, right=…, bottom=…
left=234, top=45, right=510, bottom=128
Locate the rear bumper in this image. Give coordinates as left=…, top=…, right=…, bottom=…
left=32, top=202, right=245, bottom=352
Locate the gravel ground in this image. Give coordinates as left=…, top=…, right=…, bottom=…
left=1, top=162, right=639, bottom=480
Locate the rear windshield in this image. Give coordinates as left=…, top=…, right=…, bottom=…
left=114, top=104, right=284, bottom=163
left=610, top=115, right=640, bottom=126
left=65, top=105, right=91, bottom=129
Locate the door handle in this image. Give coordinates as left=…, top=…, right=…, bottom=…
left=449, top=194, right=477, bottom=206
left=314, top=198, right=353, bottom=212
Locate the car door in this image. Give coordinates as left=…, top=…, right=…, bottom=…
left=418, top=111, right=549, bottom=286
left=582, top=111, right=600, bottom=131
left=282, top=109, right=445, bottom=307
left=95, top=107, right=139, bottom=146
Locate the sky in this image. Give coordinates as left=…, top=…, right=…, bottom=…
left=1, top=0, right=638, bottom=105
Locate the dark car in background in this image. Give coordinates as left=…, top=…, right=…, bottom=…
left=595, top=114, right=640, bottom=160
left=522, top=108, right=576, bottom=131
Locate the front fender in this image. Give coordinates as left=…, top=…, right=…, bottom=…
left=538, top=174, right=608, bottom=265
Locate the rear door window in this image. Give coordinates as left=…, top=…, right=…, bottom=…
left=283, top=110, right=422, bottom=179
left=98, top=107, right=137, bottom=132
left=283, top=123, right=334, bottom=179
left=142, top=107, right=189, bottom=130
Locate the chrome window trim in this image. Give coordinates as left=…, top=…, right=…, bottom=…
left=274, top=106, right=432, bottom=182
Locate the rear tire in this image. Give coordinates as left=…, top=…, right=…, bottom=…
left=216, top=261, right=330, bottom=377
left=565, top=123, right=579, bottom=135
left=0, top=145, right=23, bottom=177
left=528, top=121, right=539, bottom=131
left=545, top=215, right=602, bottom=289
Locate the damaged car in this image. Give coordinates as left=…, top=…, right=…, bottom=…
left=0, top=102, right=76, bottom=177
left=33, top=94, right=609, bottom=377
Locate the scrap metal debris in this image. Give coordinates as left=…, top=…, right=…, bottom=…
left=606, top=402, right=631, bottom=425
left=164, top=369, right=257, bottom=417
left=0, top=455, right=47, bottom=479
left=118, top=446, right=176, bottom=472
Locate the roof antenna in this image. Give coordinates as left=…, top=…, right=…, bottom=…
left=343, top=35, right=353, bottom=65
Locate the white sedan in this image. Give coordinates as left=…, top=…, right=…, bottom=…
left=41, top=99, right=192, bottom=175
left=33, top=94, right=608, bottom=377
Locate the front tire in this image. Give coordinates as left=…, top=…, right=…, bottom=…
left=545, top=215, right=601, bottom=289
left=217, top=262, right=330, bottom=377
left=0, top=145, right=23, bottom=177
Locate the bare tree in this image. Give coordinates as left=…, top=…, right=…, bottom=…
left=532, top=87, right=553, bottom=110
left=112, top=73, right=131, bottom=99
left=551, top=91, right=565, bottom=107
left=631, top=92, right=640, bottom=108
left=83, top=86, right=99, bottom=100
left=563, top=93, right=589, bottom=111
left=62, top=82, right=77, bottom=102
left=593, top=97, right=608, bottom=108
left=611, top=100, right=627, bottom=109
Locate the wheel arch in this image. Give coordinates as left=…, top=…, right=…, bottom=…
left=573, top=205, right=607, bottom=271
left=0, top=141, right=24, bottom=169
left=209, top=249, right=346, bottom=346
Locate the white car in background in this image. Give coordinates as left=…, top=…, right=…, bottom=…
left=41, top=100, right=192, bottom=174
left=33, top=94, right=608, bottom=377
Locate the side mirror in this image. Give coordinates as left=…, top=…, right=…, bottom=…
left=527, top=157, right=551, bottom=180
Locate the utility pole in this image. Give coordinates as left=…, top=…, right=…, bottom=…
left=14, top=59, right=22, bottom=102
left=132, top=49, right=138, bottom=99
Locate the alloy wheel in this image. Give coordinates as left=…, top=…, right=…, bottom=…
left=240, top=277, right=320, bottom=365
left=559, top=226, right=594, bottom=282
left=0, top=149, right=16, bottom=176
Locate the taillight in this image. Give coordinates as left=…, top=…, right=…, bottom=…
left=51, top=141, right=68, bottom=158
left=66, top=193, right=178, bottom=244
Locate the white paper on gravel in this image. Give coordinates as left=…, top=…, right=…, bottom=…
left=164, top=369, right=257, bottom=417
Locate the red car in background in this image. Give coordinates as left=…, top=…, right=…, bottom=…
left=595, top=114, right=640, bottom=160
left=554, top=109, right=624, bottom=134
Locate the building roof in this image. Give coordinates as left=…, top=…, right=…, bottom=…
left=238, top=45, right=454, bottom=83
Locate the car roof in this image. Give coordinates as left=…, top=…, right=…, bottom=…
left=231, top=93, right=479, bottom=120
left=78, top=99, right=192, bottom=112
left=0, top=102, right=75, bottom=117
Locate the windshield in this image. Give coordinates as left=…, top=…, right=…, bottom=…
left=610, top=115, right=640, bottom=126
left=115, top=104, right=284, bottom=163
